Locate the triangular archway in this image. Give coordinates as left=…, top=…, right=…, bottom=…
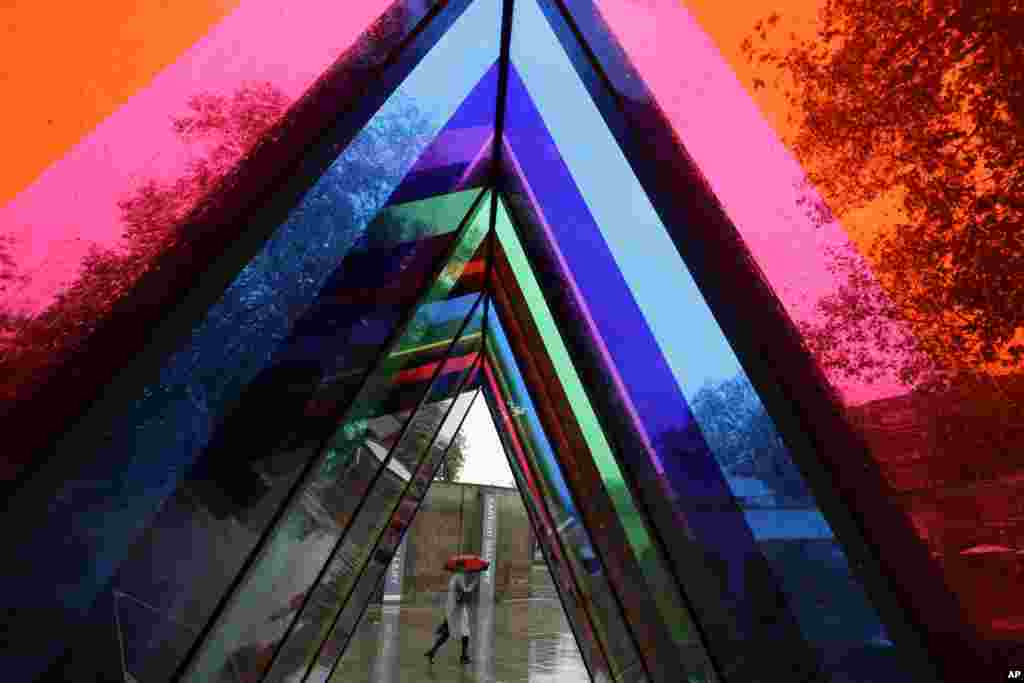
left=2, top=1, right=988, bottom=682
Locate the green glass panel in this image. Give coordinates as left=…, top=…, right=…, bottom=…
left=354, top=188, right=484, bottom=252
left=493, top=196, right=702, bottom=653
left=484, top=388, right=611, bottom=682
left=484, top=342, right=639, bottom=677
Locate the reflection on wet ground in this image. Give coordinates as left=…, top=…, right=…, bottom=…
left=325, top=571, right=589, bottom=683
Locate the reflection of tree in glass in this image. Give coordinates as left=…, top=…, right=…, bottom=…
left=408, top=400, right=468, bottom=483
left=0, top=83, right=289, bottom=413
left=742, top=1, right=1023, bottom=392
left=10, top=80, right=437, bottom=595
left=0, top=234, right=30, bottom=344
left=0, top=82, right=434, bottom=431
left=689, top=374, right=812, bottom=506
left=323, top=420, right=370, bottom=479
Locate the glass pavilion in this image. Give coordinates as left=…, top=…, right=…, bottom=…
left=1, top=1, right=1015, bottom=682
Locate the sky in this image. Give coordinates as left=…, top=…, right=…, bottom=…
left=455, top=394, right=516, bottom=489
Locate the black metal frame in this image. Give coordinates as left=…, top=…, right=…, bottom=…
left=481, top=335, right=647, bottom=681
left=14, top=4, right=482, bottom=678
left=486, top=265, right=693, bottom=683
left=4, top=0, right=477, bottom=502
left=491, top=164, right=813, bottom=681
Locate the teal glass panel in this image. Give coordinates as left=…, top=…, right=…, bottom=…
left=353, top=189, right=483, bottom=254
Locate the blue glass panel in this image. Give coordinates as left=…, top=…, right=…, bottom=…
left=550, top=6, right=1018, bottom=677
left=385, top=63, right=498, bottom=206
left=502, top=56, right=793, bottom=681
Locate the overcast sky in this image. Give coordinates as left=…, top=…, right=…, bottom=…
left=456, top=395, right=515, bottom=488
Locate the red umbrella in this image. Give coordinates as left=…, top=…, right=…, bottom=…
left=445, top=554, right=490, bottom=573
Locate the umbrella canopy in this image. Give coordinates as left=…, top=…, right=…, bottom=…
left=445, top=554, right=490, bottom=573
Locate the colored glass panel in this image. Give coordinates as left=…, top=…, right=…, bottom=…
left=502, top=50, right=808, bottom=683
left=353, top=190, right=483, bottom=254
left=43, top=192, right=486, bottom=683
left=1, top=0, right=460, bottom=482
left=311, top=387, right=482, bottom=681
left=509, top=2, right=925, bottom=679
left=487, top=280, right=695, bottom=683
left=544, top=1, right=988, bottom=677
left=2, top=0, right=996, bottom=679
left=178, top=193, right=489, bottom=681
left=3, top=4, right=501, bottom=676
left=481, top=370, right=610, bottom=683
left=493, top=196, right=716, bottom=681
left=485, top=313, right=644, bottom=681
left=263, top=349, right=483, bottom=683
left=385, top=61, right=499, bottom=205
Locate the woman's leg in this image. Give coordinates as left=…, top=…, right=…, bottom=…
left=459, top=609, right=471, bottom=664
left=425, top=620, right=450, bottom=660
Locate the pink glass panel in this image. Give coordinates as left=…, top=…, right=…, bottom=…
left=591, top=0, right=1022, bottom=660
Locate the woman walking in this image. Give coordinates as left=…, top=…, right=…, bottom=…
left=425, top=561, right=481, bottom=665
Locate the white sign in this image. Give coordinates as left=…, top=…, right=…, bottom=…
left=382, top=536, right=407, bottom=602
left=480, top=492, right=498, bottom=597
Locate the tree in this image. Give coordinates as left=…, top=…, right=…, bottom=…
left=399, top=399, right=468, bottom=483
left=0, top=233, right=29, bottom=339
left=438, top=430, right=468, bottom=483
left=688, top=374, right=813, bottom=506
left=0, top=83, right=292, bottom=413
left=741, top=0, right=1024, bottom=392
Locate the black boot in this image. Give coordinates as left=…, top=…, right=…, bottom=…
left=460, top=636, right=471, bottom=664
left=425, top=624, right=449, bottom=663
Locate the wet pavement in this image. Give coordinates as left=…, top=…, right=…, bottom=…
left=323, top=570, right=589, bottom=683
